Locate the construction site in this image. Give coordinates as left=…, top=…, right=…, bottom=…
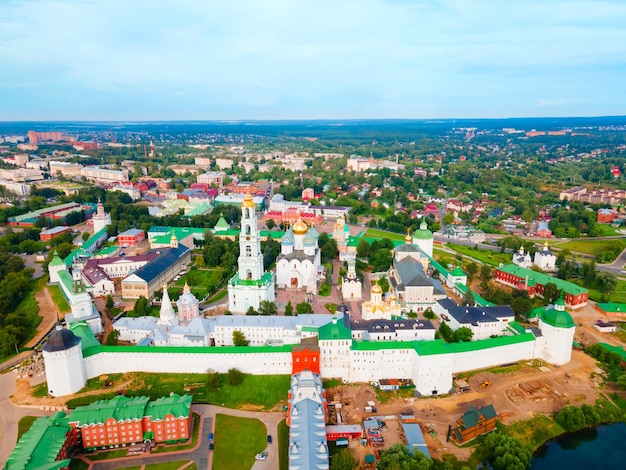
left=322, top=347, right=609, bottom=462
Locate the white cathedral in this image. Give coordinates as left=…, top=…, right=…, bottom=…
left=275, top=219, right=323, bottom=293
left=227, top=193, right=276, bottom=313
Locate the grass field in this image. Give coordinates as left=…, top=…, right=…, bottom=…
left=446, top=243, right=511, bottom=267
left=204, top=288, right=228, bottom=304
left=553, top=238, right=626, bottom=260
left=278, top=419, right=289, bottom=470
left=594, top=225, right=623, bottom=237
left=48, top=284, right=71, bottom=313
left=67, top=373, right=290, bottom=410
left=213, top=414, right=266, bottom=470
left=363, top=228, right=406, bottom=241
left=17, top=416, right=37, bottom=440
left=145, top=461, right=192, bottom=470
left=68, top=460, right=89, bottom=470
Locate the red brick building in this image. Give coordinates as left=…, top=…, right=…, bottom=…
left=597, top=208, right=620, bottom=224
left=68, top=394, right=192, bottom=450
left=40, top=226, right=72, bottom=241
left=118, top=228, right=146, bottom=246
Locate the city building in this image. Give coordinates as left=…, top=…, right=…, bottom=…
left=40, top=226, right=72, bottom=242
left=81, top=166, right=129, bottom=184
left=117, top=228, right=146, bottom=246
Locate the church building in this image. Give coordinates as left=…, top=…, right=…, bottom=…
left=227, top=193, right=275, bottom=313
left=275, top=219, right=323, bottom=293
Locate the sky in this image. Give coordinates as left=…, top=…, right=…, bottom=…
left=1, top=0, right=625, bottom=121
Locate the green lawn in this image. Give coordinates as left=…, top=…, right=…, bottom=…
left=204, top=288, right=228, bottom=304
left=48, top=284, right=71, bottom=314
left=593, top=224, right=623, bottom=237
left=68, top=460, right=90, bottom=470
left=88, top=449, right=129, bottom=461
left=553, top=239, right=626, bottom=260
left=278, top=419, right=289, bottom=470
left=67, top=373, right=290, bottom=410
left=176, top=268, right=223, bottom=288
left=145, top=461, right=192, bottom=470
left=363, top=228, right=406, bottom=241
left=213, top=414, right=266, bottom=470
left=446, top=243, right=511, bottom=267
left=17, top=416, right=37, bottom=440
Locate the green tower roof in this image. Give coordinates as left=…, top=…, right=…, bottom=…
left=413, top=220, right=433, bottom=240
left=318, top=318, right=352, bottom=341
left=541, top=309, right=575, bottom=328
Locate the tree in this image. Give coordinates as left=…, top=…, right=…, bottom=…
left=453, top=327, right=474, bottom=342
left=227, top=368, right=244, bottom=386
left=437, top=321, right=454, bottom=342
left=595, top=271, right=617, bottom=294
left=357, top=239, right=370, bottom=258
left=542, top=283, right=559, bottom=303
left=266, top=219, right=276, bottom=230
left=134, top=296, right=150, bottom=317
left=296, top=302, right=313, bottom=314
left=461, top=290, right=475, bottom=306
left=246, top=306, right=257, bottom=315
left=105, top=295, right=114, bottom=310
left=232, top=330, right=249, bottom=346
left=104, top=329, right=120, bottom=346
left=258, top=300, right=277, bottom=316
left=555, top=405, right=586, bottom=432
left=284, top=301, right=294, bottom=316
left=207, top=370, right=222, bottom=391
left=378, top=443, right=432, bottom=470
left=483, top=432, right=531, bottom=470
left=330, top=449, right=359, bottom=470
left=465, top=262, right=478, bottom=282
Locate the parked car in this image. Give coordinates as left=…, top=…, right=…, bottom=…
left=209, top=442, right=214, bottom=451
left=255, top=451, right=268, bottom=460
left=208, top=432, right=214, bottom=442
left=267, top=434, right=272, bottom=444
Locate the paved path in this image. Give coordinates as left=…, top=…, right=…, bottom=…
left=0, top=373, right=54, bottom=467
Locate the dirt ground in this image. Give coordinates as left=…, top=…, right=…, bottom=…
left=326, top=348, right=611, bottom=463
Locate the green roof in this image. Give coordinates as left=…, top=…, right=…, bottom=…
left=459, top=405, right=496, bottom=428
left=69, top=321, right=101, bottom=350
left=97, top=245, right=119, bottom=256
left=145, top=394, right=192, bottom=420
left=214, top=216, right=229, bottom=231
left=413, top=221, right=433, bottom=240
left=496, top=264, right=588, bottom=296
left=541, top=308, right=575, bottom=329
left=415, top=333, right=536, bottom=356
left=347, top=236, right=360, bottom=248
left=5, top=412, right=71, bottom=470
left=318, top=319, right=352, bottom=341
left=228, top=272, right=274, bottom=287
left=352, top=341, right=415, bottom=351
left=49, top=253, right=65, bottom=267
left=69, top=396, right=150, bottom=425
left=596, top=303, right=626, bottom=313
left=80, top=228, right=107, bottom=252
left=450, top=267, right=466, bottom=277
left=82, top=343, right=294, bottom=358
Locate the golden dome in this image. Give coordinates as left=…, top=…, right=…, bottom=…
left=371, top=283, right=383, bottom=294
left=292, top=218, right=308, bottom=235
left=242, top=193, right=255, bottom=209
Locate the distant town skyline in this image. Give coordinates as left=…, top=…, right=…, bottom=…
left=1, top=0, right=625, bottom=121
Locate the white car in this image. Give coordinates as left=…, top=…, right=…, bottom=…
left=255, top=451, right=268, bottom=460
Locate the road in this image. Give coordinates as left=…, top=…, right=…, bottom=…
left=0, top=373, right=54, bottom=467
